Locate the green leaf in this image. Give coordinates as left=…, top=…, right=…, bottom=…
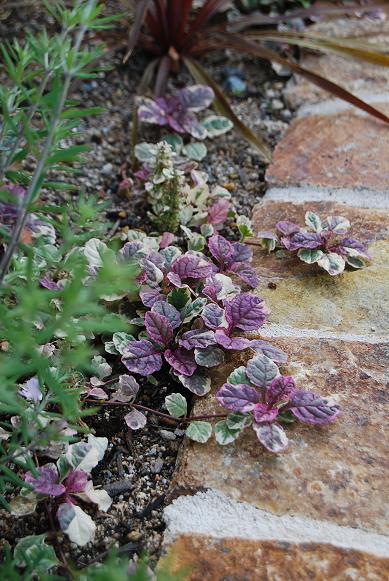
left=297, top=248, right=324, bottom=264
left=317, top=252, right=346, bottom=276
left=194, top=346, right=224, bottom=368
left=14, top=534, right=59, bottom=573
left=346, top=255, right=365, bottom=269
left=305, top=211, right=322, bottom=233
left=167, top=287, right=191, bottom=310
left=226, top=412, right=252, bottom=430
left=48, top=144, right=89, bottom=164
left=181, top=297, right=207, bottom=323
left=134, top=142, right=158, bottom=163
left=214, top=420, right=240, bottom=445
left=163, top=134, right=183, bottom=154
left=61, top=107, right=104, bottom=119
left=187, top=233, right=206, bottom=251
left=186, top=421, right=212, bottom=443
left=227, top=366, right=250, bottom=385
left=182, top=142, right=207, bottom=161
left=112, top=332, right=135, bottom=355
left=202, top=115, right=233, bottom=138
left=165, top=393, right=187, bottom=418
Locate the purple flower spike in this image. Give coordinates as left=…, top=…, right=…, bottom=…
left=25, top=464, right=65, bottom=497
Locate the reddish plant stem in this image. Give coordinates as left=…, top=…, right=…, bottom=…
left=84, top=399, right=227, bottom=424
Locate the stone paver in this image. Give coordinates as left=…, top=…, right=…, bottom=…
left=160, top=17, right=389, bottom=578
left=170, top=339, right=389, bottom=535
left=266, top=104, right=389, bottom=191
left=285, top=18, right=389, bottom=109
left=161, top=534, right=389, bottom=581
left=251, top=200, right=389, bottom=338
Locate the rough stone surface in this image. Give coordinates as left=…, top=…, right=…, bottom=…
left=285, top=18, right=389, bottom=109
left=251, top=200, right=389, bottom=337
left=170, top=339, right=389, bottom=535
left=161, top=535, right=389, bottom=581
left=265, top=104, right=389, bottom=191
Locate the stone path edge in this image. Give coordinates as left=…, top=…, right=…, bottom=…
left=163, top=490, right=389, bottom=559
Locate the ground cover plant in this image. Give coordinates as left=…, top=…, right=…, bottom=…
left=0, top=0, right=362, bottom=577
left=125, top=0, right=389, bottom=161
left=256, top=211, right=371, bottom=275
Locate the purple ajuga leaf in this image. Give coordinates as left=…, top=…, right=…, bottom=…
left=322, top=215, right=350, bottom=234
left=252, top=403, right=279, bottom=424
left=249, top=340, right=288, bottom=364
left=179, top=329, right=215, bottom=350
left=170, top=253, right=213, bottom=285
left=276, top=220, right=300, bottom=236
left=88, top=387, right=108, bottom=400
left=144, top=311, right=173, bottom=347
left=224, top=294, right=269, bottom=332
left=208, top=234, right=234, bottom=266
left=119, top=241, right=144, bottom=261
left=214, top=329, right=251, bottom=350
left=246, top=354, right=278, bottom=389
left=178, top=85, right=214, bottom=112
left=288, top=391, right=341, bottom=425
left=122, top=340, right=163, bottom=376
left=19, top=377, right=42, bottom=402
left=201, top=303, right=226, bottom=330
left=266, top=376, right=296, bottom=407
left=253, top=422, right=288, bottom=453
left=164, top=348, right=197, bottom=377
left=231, top=242, right=252, bottom=264
left=228, top=262, right=259, bottom=289
left=141, top=259, right=164, bottom=288
left=124, top=409, right=147, bottom=430
left=64, top=470, right=88, bottom=494
left=140, top=289, right=166, bottom=308
left=339, top=237, right=371, bottom=260
left=160, top=232, right=175, bottom=249
left=216, top=383, right=260, bottom=412
left=207, top=199, right=230, bottom=227
left=138, top=99, right=167, bottom=126
left=40, top=277, right=61, bottom=291
left=282, top=231, right=323, bottom=252
left=178, top=372, right=211, bottom=395
left=152, top=301, right=181, bottom=329
left=25, top=464, right=65, bottom=497
left=111, top=375, right=139, bottom=403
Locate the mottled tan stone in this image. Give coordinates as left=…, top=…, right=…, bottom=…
left=285, top=17, right=389, bottom=108
left=160, top=534, right=389, bottom=581
left=250, top=200, right=389, bottom=336
left=265, top=104, right=389, bottom=191
left=171, top=340, right=389, bottom=535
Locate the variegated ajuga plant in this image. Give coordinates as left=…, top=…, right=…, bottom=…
left=256, top=211, right=371, bottom=276
left=84, top=230, right=340, bottom=452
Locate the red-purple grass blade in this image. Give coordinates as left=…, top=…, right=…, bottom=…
left=124, top=0, right=153, bottom=63
left=154, top=54, right=171, bottom=96
left=176, top=0, right=195, bottom=47
left=183, top=56, right=272, bottom=162
left=247, top=31, right=389, bottom=68
left=217, top=33, right=389, bottom=125
left=229, top=2, right=389, bottom=32
left=189, top=0, right=230, bottom=38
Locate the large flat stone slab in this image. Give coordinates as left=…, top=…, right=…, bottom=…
left=265, top=104, right=389, bottom=191
left=251, top=200, right=389, bottom=338
left=162, top=534, right=389, bottom=581
left=170, top=339, right=389, bottom=535
left=285, top=17, right=389, bottom=109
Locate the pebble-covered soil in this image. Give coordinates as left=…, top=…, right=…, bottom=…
left=0, top=2, right=294, bottom=569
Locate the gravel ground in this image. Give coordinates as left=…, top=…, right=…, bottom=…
left=0, top=3, right=293, bottom=571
